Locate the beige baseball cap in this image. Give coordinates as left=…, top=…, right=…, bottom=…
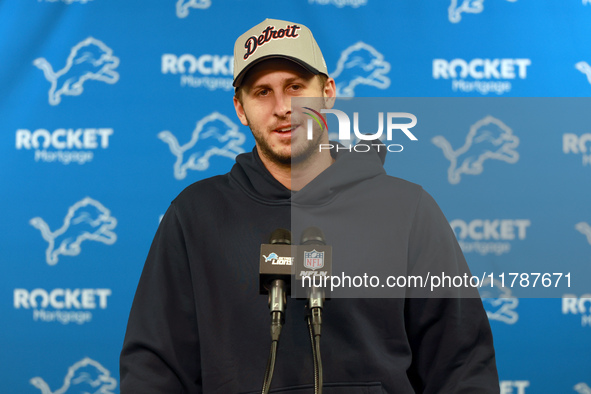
left=233, top=18, right=328, bottom=87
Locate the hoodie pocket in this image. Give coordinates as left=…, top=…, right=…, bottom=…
left=242, top=381, right=385, bottom=393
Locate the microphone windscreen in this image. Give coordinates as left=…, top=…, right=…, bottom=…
left=300, top=227, right=326, bottom=245
left=269, top=228, right=291, bottom=245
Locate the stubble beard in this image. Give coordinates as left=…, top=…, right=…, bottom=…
left=290, top=127, right=325, bottom=166
left=248, top=118, right=326, bottom=167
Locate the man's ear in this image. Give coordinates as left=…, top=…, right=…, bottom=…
left=233, top=96, right=249, bottom=126
left=323, top=77, right=336, bottom=110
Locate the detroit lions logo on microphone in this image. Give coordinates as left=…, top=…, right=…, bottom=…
left=264, top=253, right=279, bottom=262
left=263, top=252, right=293, bottom=266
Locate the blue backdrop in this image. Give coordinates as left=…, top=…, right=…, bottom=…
left=1, top=1, right=590, bottom=393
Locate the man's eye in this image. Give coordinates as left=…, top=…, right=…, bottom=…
left=291, top=85, right=301, bottom=91
left=257, top=89, right=269, bottom=96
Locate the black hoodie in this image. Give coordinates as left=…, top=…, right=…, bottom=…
left=120, top=146, right=499, bottom=393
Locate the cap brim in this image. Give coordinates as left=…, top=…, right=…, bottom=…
left=232, top=55, right=321, bottom=87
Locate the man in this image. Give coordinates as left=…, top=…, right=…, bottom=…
left=120, top=19, right=499, bottom=393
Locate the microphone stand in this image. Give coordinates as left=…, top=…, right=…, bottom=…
left=262, top=278, right=285, bottom=394
left=300, top=227, right=329, bottom=394
left=307, top=286, right=324, bottom=394
left=260, top=229, right=291, bottom=394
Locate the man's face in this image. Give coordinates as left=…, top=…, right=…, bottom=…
left=234, top=59, right=335, bottom=166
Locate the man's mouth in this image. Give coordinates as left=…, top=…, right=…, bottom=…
left=273, top=125, right=298, bottom=133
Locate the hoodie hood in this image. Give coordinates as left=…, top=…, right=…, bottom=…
left=230, top=142, right=387, bottom=206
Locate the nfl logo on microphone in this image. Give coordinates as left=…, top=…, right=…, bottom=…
left=304, top=250, right=325, bottom=270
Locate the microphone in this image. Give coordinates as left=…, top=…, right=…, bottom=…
left=294, top=227, right=332, bottom=302
left=259, top=228, right=293, bottom=321
left=299, top=227, right=332, bottom=394
left=259, top=228, right=293, bottom=394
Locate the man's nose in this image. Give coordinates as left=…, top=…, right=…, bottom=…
left=273, top=92, right=291, bottom=118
